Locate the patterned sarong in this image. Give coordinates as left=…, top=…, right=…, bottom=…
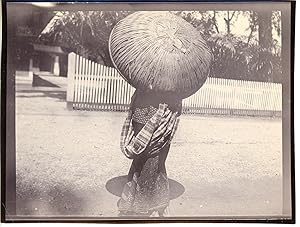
left=118, top=98, right=180, bottom=216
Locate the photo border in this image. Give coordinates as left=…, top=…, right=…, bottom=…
left=1, top=0, right=295, bottom=223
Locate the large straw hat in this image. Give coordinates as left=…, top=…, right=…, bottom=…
left=109, top=11, right=212, bottom=99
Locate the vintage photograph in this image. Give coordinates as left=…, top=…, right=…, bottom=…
left=2, top=1, right=294, bottom=222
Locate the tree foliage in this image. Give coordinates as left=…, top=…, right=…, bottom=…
left=39, top=11, right=131, bottom=66
left=179, top=10, right=282, bottom=83
left=39, top=10, right=283, bottom=83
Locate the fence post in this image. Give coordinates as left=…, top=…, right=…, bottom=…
left=67, top=52, right=76, bottom=109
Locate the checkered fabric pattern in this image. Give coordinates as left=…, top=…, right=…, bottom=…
left=132, top=106, right=158, bottom=125
left=120, top=103, right=180, bottom=159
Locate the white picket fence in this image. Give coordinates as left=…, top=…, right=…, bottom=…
left=66, top=52, right=282, bottom=116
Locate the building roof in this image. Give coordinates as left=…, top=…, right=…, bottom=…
left=32, top=44, right=67, bottom=54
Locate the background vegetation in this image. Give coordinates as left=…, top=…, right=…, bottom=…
left=38, top=11, right=282, bottom=83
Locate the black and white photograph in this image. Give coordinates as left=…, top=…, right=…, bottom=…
left=1, top=1, right=294, bottom=223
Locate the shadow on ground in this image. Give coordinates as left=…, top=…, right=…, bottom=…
left=16, top=179, right=86, bottom=215
left=16, top=90, right=66, bottom=102
left=16, top=74, right=66, bottom=102
left=32, top=74, right=60, bottom=88
left=105, top=175, right=185, bottom=200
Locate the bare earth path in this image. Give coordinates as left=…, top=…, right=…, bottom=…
left=15, top=83, right=282, bottom=218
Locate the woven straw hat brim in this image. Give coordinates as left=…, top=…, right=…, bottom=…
left=109, top=11, right=212, bottom=99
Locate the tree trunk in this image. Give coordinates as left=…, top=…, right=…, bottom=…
left=226, top=11, right=231, bottom=34
left=224, top=11, right=235, bottom=35
left=258, top=10, right=272, bottom=51
left=257, top=10, right=273, bottom=82
left=212, top=11, right=219, bottom=33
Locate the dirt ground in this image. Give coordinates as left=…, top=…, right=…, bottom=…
left=15, top=80, right=283, bottom=218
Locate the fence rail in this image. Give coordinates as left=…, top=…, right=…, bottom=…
left=66, top=52, right=282, bottom=117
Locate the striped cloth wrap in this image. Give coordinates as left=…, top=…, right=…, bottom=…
left=120, top=103, right=180, bottom=159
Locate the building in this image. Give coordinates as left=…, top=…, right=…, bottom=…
left=12, top=4, right=68, bottom=84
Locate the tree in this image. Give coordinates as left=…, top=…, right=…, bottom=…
left=180, top=10, right=282, bottom=82
left=176, top=11, right=218, bottom=39
left=212, top=11, right=220, bottom=33
left=39, top=11, right=131, bottom=66
left=258, top=11, right=273, bottom=52
left=39, top=10, right=282, bottom=83
left=256, top=10, right=274, bottom=82
left=244, top=11, right=258, bottom=45
left=223, top=11, right=236, bottom=35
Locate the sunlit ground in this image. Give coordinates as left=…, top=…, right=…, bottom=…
left=15, top=83, right=282, bottom=218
